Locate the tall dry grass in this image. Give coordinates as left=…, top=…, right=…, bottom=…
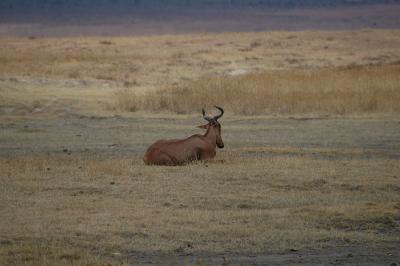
left=116, top=64, right=400, bottom=115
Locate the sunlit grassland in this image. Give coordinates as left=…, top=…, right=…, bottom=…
left=116, top=64, right=400, bottom=115
left=0, top=31, right=399, bottom=86
left=1, top=30, right=400, bottom=117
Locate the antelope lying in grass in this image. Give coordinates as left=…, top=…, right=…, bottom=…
left=143, top=106, right=224, bottom=166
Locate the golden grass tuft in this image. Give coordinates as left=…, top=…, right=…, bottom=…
left=116, top=64, right=400, bottom=115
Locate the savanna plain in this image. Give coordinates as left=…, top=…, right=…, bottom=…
left=1, top=29, right=400, bottom=265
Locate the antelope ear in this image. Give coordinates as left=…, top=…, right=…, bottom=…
left=197, top=124, right=209, bottom=129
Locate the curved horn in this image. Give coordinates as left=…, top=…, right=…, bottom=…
left=202, top=108, right=212, bottom=122
left=213, top=106, right=224, bottom=120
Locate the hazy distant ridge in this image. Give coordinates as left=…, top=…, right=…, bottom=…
left=2, top=0, right=400, bottom=10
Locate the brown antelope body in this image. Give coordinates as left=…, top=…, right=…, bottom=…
left=143, top=106, right=224, bottom=166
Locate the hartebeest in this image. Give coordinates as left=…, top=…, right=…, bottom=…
left=143, top=106, right=224, bottom=166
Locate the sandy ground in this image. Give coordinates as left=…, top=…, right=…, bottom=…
left=2, top=113, right=400, bottom=159
left=126, top=246, right=400, bottom=265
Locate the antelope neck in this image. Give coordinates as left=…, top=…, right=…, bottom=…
left=204, top=126, right=217, bottom=145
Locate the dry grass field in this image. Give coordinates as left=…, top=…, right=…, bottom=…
left=1, top=29, right=400, bottom=265
left=119, top=64, right=400, bottom=115
left=1, top=30, right=400, bottom=117
left=1, top=115, right=400, bottom=265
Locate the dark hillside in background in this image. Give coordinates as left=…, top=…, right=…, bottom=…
left=1, top=0, right=400, bottom=36
left=1, top=0, right=400, bottom=10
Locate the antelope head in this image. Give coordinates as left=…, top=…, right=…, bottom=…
left=198, top=106, right=225, bottom=148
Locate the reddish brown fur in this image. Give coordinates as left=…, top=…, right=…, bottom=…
left=143, top=107, right=224, bottom=166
